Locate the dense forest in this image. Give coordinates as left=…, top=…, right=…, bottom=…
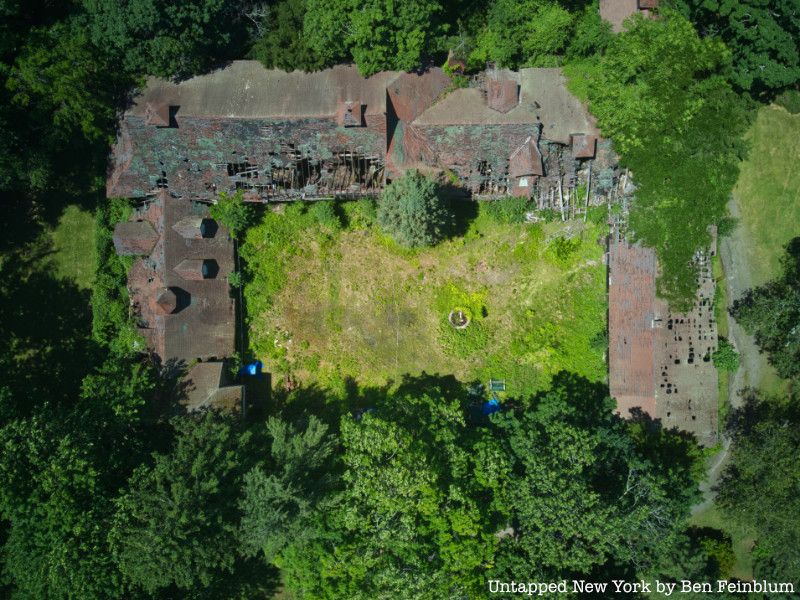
left=0, top=0, right=798, bottom=598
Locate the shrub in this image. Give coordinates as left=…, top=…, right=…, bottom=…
left=308, top=200, right=340, bottom=230
left=482, top=197, right=530, bottom=224
left=210, top=190, right=254, bottom=239
left=228, top=271, right=242, bottom=288
left=775, top=89, right=800, bottom=114
left=377, top=171, right=451, bottom=247
left=92, top=198, right=134, bottom=348
left=547, top=235, right=581, bottom=265
left=712, top=338, right=740, bottom=372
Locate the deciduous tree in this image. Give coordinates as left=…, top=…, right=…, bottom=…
left=730, top=237, right=800, bottom=380
left=109, top=412, right=250, bottom=592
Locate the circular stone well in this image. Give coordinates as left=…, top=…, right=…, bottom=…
left=448, top=308, right=471, bottom=329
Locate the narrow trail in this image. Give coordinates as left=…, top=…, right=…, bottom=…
left=693, top=197, right=766, bottom=512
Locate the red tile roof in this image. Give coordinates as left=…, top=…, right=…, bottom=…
left=608, top=238, right=657, bottom=418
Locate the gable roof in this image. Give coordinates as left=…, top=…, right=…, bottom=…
left=182, top=361, right=243, bottom=412
left=509, top=136, right=544, bottom=178
left=609, top=237, right=657, bottom=418
left=412, top=68, right=597, bottom=144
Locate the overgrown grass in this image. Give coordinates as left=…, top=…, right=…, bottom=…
left=240, top=200, right=607, bottom=398
left=50, top=205, right=96, bottom=289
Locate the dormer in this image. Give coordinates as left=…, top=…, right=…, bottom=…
left=145, top=102, right=179, bottom=127
left=337, top=101, right=363, bottom=127
left=486, top=78, right=519, bottom=113
left=174, top=259, right=219, bottom=281
left=172, top=217, right=217, bottom=239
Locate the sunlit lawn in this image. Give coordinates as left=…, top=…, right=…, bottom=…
left=50, top=205, right=96, bottom=289
left=734, top=105, right=800, bottom=284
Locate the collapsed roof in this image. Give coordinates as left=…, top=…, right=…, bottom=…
left=107, top=61, right=600, bottom=202
left=608, top=234, right=718, bottom=446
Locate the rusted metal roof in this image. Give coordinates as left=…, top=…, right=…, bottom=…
left=181, top=361, right=243, bottom=412
left=107, top=114, right=387, bottom=201
left=387, top=69, right=451, bottom=123
left=123, top=191, right=236, bottom=364
left=509, top=136, right=544, bottom=178
left=609, top=235, right=719, bottom=445
left=609, top=237, right=658, bottom=418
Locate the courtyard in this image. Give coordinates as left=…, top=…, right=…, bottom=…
left=241, top=200, right=608, bottom=398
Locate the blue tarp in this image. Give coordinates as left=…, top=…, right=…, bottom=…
left=239, top=360, right=263, bottom=376
left=482, top=397, right=501, bottom=416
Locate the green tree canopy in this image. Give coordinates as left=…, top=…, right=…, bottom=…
left=274, top=375, right=703, bottom=597
left=109, top=411, right=250, bottom=593
left=304, top=0, right=446, bottom=75
left=377, top=170, right=452, bottom=247
left=470, top=0, right=576, bottom=68
left=82, top=0, right=245, bottom=78
left=210, top=189, right=255, bottom=240
left=278, top=378, right=496, bottom=598
left=567, top=10, right=749, bottom=308
left=716, top=391, right=800, bottom=584
left=671, top=0, right=800, bottom=95
left=730, top=237, right=800, bottom=381
left=489, top=375, right=702, bottom=579
left=249, top=0, right=327, bottom=72
left=239, top=415, right=336, bottom=562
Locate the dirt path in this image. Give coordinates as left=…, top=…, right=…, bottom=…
left=720, top=198, right=771, bottom=400
left=692, top=197, right=768, bottom=513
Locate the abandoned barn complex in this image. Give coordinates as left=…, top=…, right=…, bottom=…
left=108, top=55, right=717, bottom=443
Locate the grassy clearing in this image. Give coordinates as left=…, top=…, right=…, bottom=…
left=734, top=105, right=800, bottom=285
left=241, top=201, right=607, bottom=398
left=731, top=105, right=799, bottom=395
left=689, top=504, right=754, bottom=580
left=49, top=205, right=96, bottom=289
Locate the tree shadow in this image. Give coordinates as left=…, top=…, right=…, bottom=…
left=440, top=181, right=478, bottom=239
left=0, top=239, right=96, bottom=418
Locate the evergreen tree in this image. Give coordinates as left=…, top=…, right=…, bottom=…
left=377, top=171, right=451, bottom=247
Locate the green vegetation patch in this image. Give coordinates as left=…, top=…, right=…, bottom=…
left=241, top=201, right=607, bottom=397
left=733, top=105, right=800, bottom=284
left=50, top=205, right=96, bottom=289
